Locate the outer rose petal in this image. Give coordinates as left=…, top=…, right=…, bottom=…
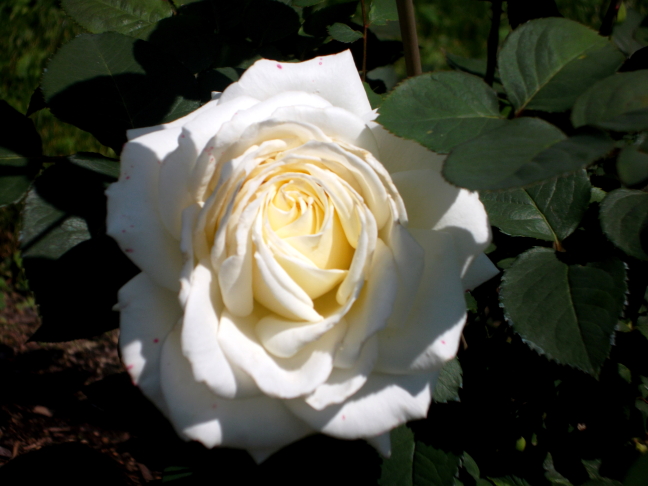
left=106, top=128, right=184, bottom=291
left=118, top=272, right=182, bottom=414
left=376, top=230, right=467, bottom=373
left=160, top=324, right=313, bottom=450
left=286, top=372, right=436, bottom=439
left=219, top=51, right=371, bottom=118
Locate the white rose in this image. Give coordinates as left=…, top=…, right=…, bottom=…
left=106, top=50, right=497, bottom=462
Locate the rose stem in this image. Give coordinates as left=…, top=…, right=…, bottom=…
left=360, top=0, right=369, bottom=81
left=599, top=0, right=622, bottom=36
left=485, top=0, right=502, bottom=87
left=396, top=0, right=422, bottom=77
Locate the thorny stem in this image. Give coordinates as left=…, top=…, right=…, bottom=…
left=485, top=0, right=502, bottom=87
left=396, top=0, right=422, bottom=77
left=360, top=0, right=368, bottom=81
left=600, top=0, right=622, bottom=36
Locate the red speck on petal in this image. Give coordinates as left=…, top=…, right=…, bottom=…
left=319, top=62, right=322, bottom=65
left=121, top=229, right=126, bottom=233
left=127, top=364, right=134, bottom=370
left=342, top=415, right=346, bottom=420
left=125, top=176, right=130, bottom=180
left=125, top=248, right=134, bottom=253
left=441, top=340, right=446, bottom=345
left=277, top=64, right=283, bottom=69
left=130, top=225, right=134, bottom=228
left=212, top=404, right=217, bottom=409
left=180, top=134, right=185, bottom=138
left=153, top=338, right=159, bottom=343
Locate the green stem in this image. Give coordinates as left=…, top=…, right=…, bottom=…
left=396, top=0, right=422, bottom=77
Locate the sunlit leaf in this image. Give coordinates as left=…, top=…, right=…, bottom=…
left=327, top=23, right=363, bottom=43
left=433, top=358, right=462, bottom=403
left=500, top=248, right=626, bottom=377
left=600, top=188, right=648, bottom=260
left=480, top=170, right=591, bottom=242
left=443, top=118, right=612, bottom=190
left=378, top=71, right=504, bottom=153
left=499, top=18, right=625, bottom=113
left=572, top=71, right=648, bottom=132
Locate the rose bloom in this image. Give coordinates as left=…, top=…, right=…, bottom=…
left=106, top=51, right=497, bottom=462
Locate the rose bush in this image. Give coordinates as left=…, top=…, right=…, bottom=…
left=106, top=50, right=497, bottom=461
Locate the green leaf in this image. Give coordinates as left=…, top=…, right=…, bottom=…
left=500, top=248, right=627, bottom=377
left=379, top=426, right=415, bottom=486
left=42, top=33, right=200, bottom=152
left=162, top=466, right=194, bottom=483
left=327, top=22, right=363, bottom=43
left=293, top=0, right=324, bottom=6
left=490, top=477, right=531, bottom=486
left=379, top=426, right=460, bottom=486
left=378, top=71, right=505, bottom=154
left=480, top=170, right=591, bottom=243
left=572, top=72, right=648, bottom=132
left=433, top=358, right=462, bottom=403
left=303, top=1, right=358, bottom=37
left=414, top=444, right=460, bottom=486
left=0, top=101, right=42, bottom=207
left=617, top=142, right=648, bottom=186
left=369, top=0, right=398, bottom=26
left=544, top=453, right=575, bottom=486
left=624, top=454, right=648, bottom=486
left=499, top=18, right=625, bottom=113
left=612, top=8, right=646, bottom=56
left=363, top=82, right=383, bottom=109
left=61, top=0, right=173, bottom=36
left=21, top=154, right=138, bottom=341
left=443, top=118, right=612, bottom=190
left=462, top=452, right=480, bottom=480
left=600, top=188, right=648, bottom=260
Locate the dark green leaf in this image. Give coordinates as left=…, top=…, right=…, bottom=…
left=0, top=101, right=42, bottom=207
left=624, top=454, right=648, bottom=486
left=379, top=425, right=415, bottom=486
left=600, top=188, right=648, bottom=260
left=572, top=71, right=648, bottom=132
left=378, top=72, right=505, bottom=154
left=61, top=0, right=173, bottom=36
left=500, top=248, right=627, bottom=377
left=42, top=33, right=200, bottom=152
left=443, top=118, right=612, bottom=190
left=303, top=1, right=359, bottom=37
left=162, top=466, right=194, bottom=483
left=369, top=0, right=398, bottom=26
left=21, top=155, right=138, bottom=341
left=327, top=23, right=363, bottom=43
left=617, top=142, right=648, bottom=186
left=433, top=358, right=462, bottom=403
left=135, top=14, right=217, bottom=74
left=293, top=0, right=324, bottom=6
left=244, top=0, right=300, bottom=44
left=413, top=444, right=460, bottom=486
left=499, top=18, right=625, bottom=113
left=544, top=453, right=574, bottom=486
left=480, top=170, right=591, bottom=243
left=462, top=452, right=480, bottom=480
left=363, top=82, right=383, bottom=109
left=613, top=8, right=645, bottom=56
left=490, top=477, right=532, bottom=486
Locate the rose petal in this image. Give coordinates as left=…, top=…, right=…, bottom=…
left=371, top=126, right=446, bottom=174
left=158, top=96, right=259, bottom=238
left=160, top=324, right=312, bottom=450
left=306, top=335, right=378, bottom=410
left=391, top=169, right=492, bottom=280
left=376, top=230, right=467, bottom=373
left=219, top=51, right=371, bottom=118
left=462, top=252, right=499, bottom=291
left=118, top=272, right=182, bottom=414
left=286, top=371, right=436, bottom=439
left=106, top=128, right=184, bottom=291
left=218, top=310, right=347, bottom=399
left=181, top=261, right=260, bottom=399
left=334, top=239, right=397, bottom=368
